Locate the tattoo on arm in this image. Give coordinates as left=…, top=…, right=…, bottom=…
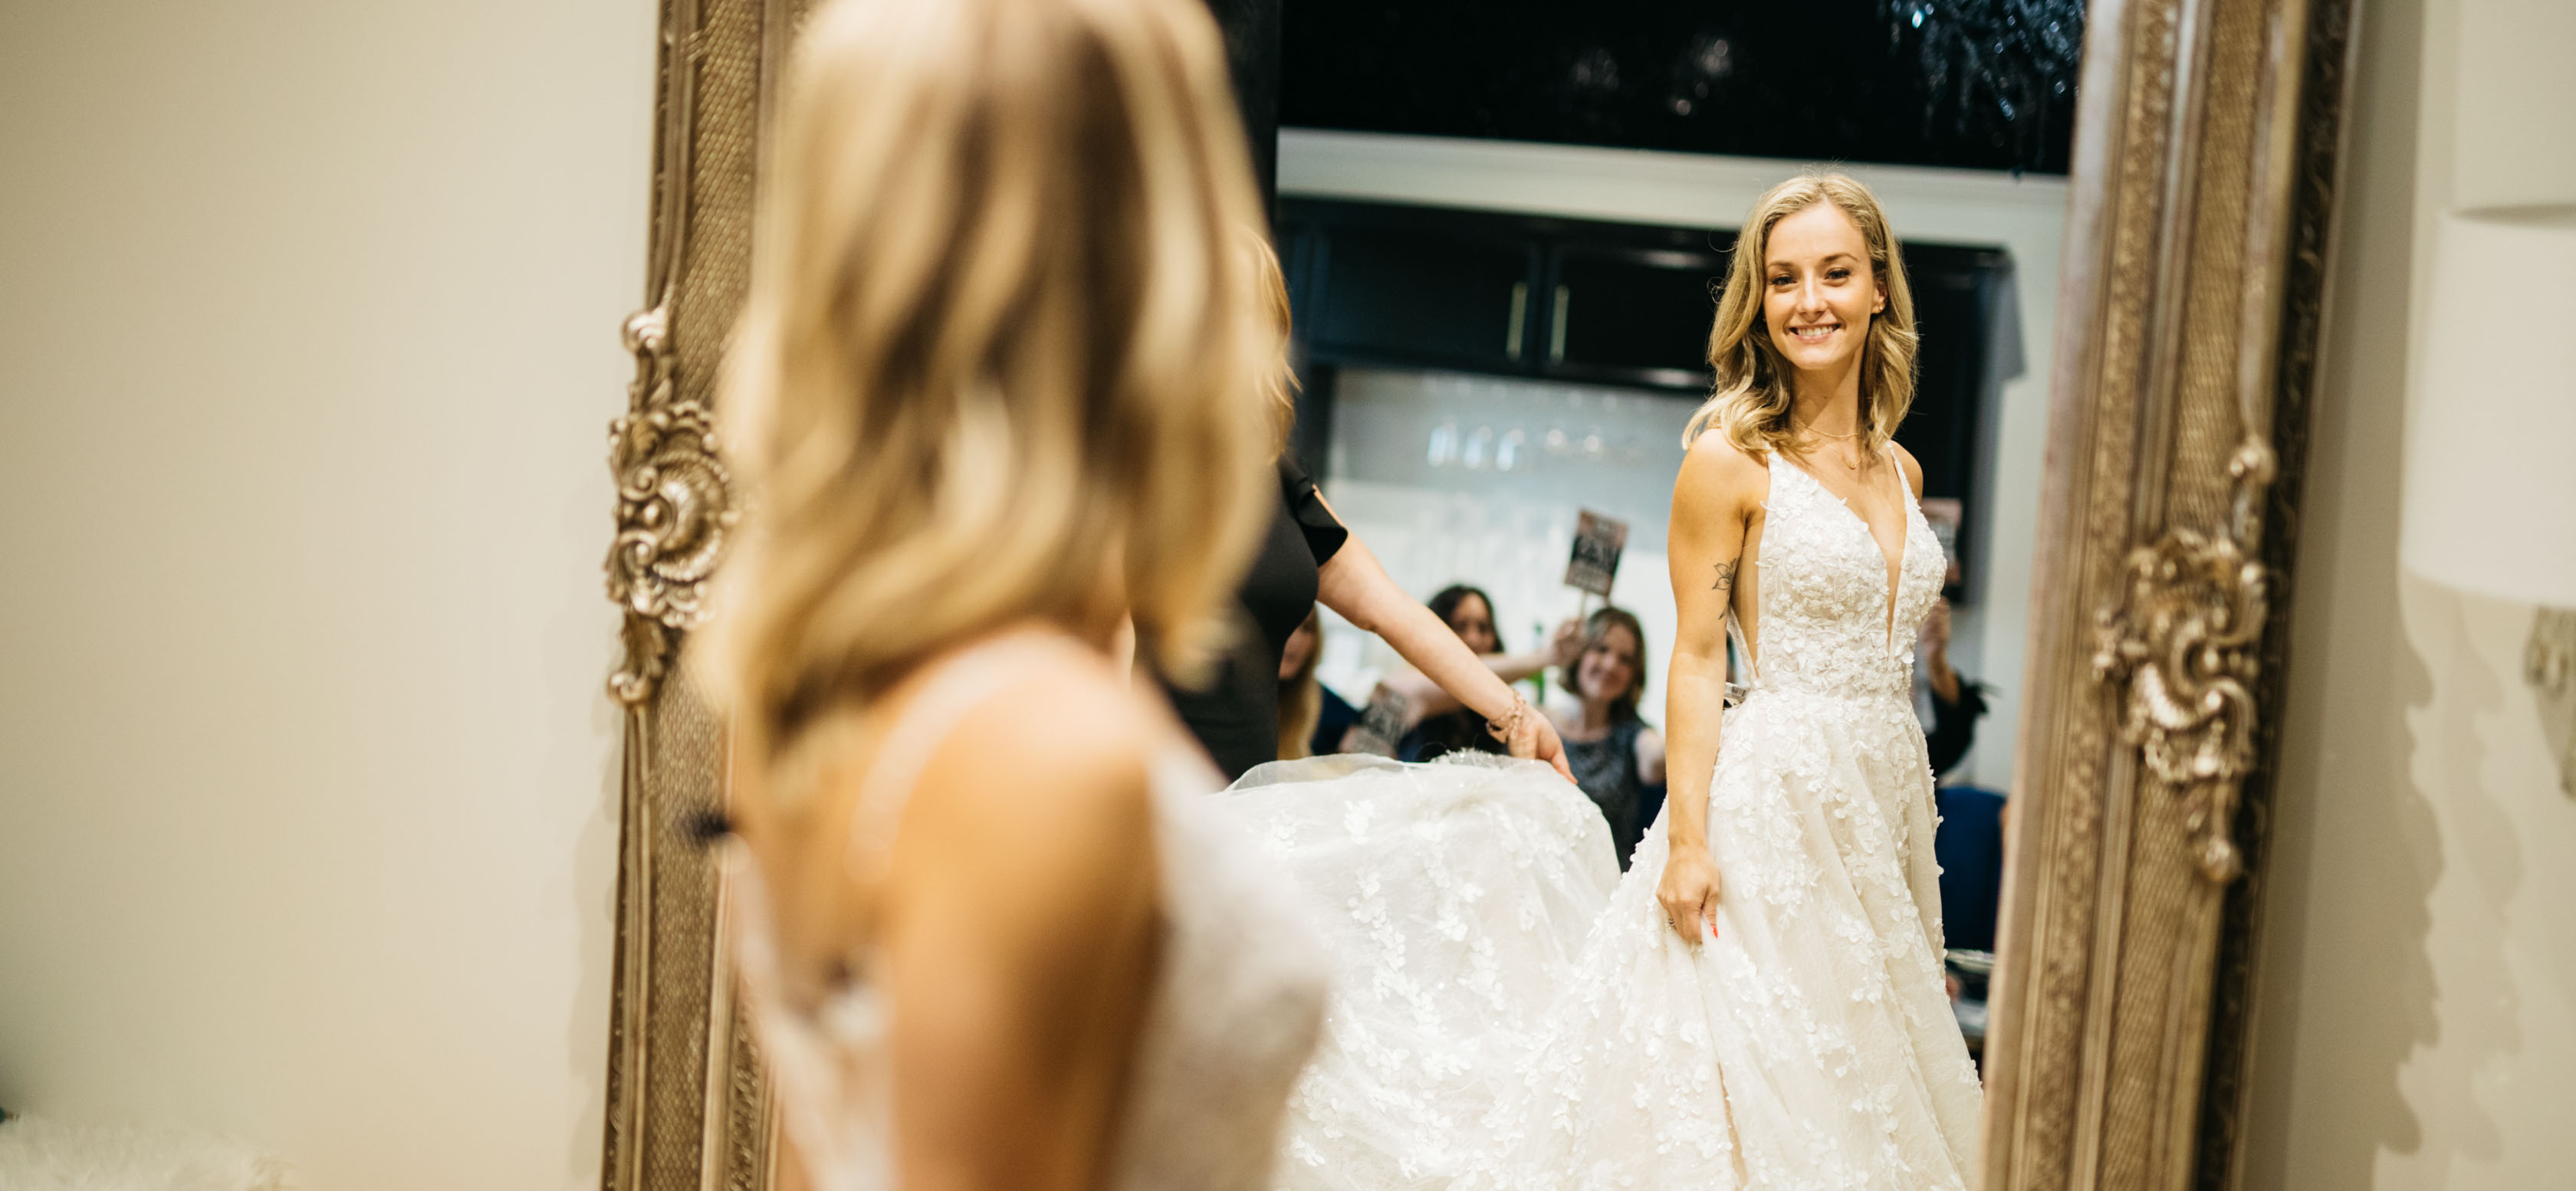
left=1711, top=561, right=1737, bottom=592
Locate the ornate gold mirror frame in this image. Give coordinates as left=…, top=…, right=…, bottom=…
left=592, top=0, right=2362, bottom=1187
left=1981, top=0, right=2358, bottom=1186
left=600, top=2, right=803, bottom=1189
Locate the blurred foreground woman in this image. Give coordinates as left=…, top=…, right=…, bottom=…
left=700, top=1, right=1326, bottom=1188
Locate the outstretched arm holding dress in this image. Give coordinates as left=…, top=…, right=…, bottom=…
left=1316, top=517, right=1576, bottom=781
left=1375, top=617, right=1583, bottom=720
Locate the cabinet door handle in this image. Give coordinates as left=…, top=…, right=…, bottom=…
left=1506, top=281, right=1528, bottom=360
left=1549, top=284, right=1570, bottom=363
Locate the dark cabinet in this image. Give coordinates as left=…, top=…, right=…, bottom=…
left=1300, top=226, right=1539, bottom=372
left=1543, top=244, right=1730, bottom=388
left=1283, top=199, right=1734, bottom=391
left=1894, top=250, right=2005, bottom=523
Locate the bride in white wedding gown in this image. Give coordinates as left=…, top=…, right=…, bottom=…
left=1219, top=174, right=1983, bottom=1190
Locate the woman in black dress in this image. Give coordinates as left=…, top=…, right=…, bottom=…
left=1163, top=243, right=1572, bottom=783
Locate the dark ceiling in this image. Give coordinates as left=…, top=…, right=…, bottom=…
left=1281, top=0, right=2084, bottom=175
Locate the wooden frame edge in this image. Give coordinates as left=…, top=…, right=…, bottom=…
left=600, top=1, right=797, bottom=1188
left=1982, top=0, right=2357, bottom=1187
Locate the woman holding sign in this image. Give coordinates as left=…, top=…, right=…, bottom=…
left=1215, top=172, right=1979, bottom=1189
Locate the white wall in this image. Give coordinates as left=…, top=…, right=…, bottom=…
left=1313, top=369, right=1696, bottom=714
left=2243, top=0, right=2576, bottom=1186
left=0, top=2, right=650, bottom=1188
left=1280, top=130, right=2065, bottom=789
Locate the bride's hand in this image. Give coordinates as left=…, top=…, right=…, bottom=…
left=1657, top=845, right=1721, bottom=944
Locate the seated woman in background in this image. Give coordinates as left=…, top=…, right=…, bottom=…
left=1548, top=606, right=1667, bottom=868
left=1388, top=585, right=1579, bottom=761
left=1917, top=596, right=1989, bottom=779
left=1275, top=607, right=1356, bottom=760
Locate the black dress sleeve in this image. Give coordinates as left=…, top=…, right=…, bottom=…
left=1165, top=458, right=1344, bottom=783
left=1279, top=454, right=1349, bottom=567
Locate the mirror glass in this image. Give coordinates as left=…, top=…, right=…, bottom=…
left=1272, top=0, right=2085, bottom=1094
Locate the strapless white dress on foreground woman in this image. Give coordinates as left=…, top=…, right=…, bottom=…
left=1218, top=456, right=1982, bottom=1190
left=733, top=640, right=1334, bottom=1191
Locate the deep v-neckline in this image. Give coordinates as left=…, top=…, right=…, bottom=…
left=1774, top=450, right=1913, bottom=648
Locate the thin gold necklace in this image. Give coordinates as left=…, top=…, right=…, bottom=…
left=1795, top=418, right=1865, bottom=469
left=1795, top=419, right=1861, bottom=441
left=1792, top=418, right=1869, bottom=472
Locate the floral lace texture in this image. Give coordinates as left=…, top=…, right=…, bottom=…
left=1217, top=454, right=1980, bottom=1189
left=1224, top=753, right=1623, bottom=1190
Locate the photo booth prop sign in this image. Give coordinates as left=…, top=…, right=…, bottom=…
left=1564, top=510, right=1629, bottom=596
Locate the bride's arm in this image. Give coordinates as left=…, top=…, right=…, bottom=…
left=1658, top=431, right=1762, bottom=944
left=1316, top=525, right=1576, bottom=781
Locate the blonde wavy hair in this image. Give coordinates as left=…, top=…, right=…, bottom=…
left=1245, top=230, right=1300, bottom=451
left=1681, top=173, right=1919, bottom=458
left=699, top=0, right=1278, bottom=782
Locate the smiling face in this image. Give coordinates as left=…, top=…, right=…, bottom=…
left=1576, top=623, right=1641, bottom=707
left=1760, top=201, right=1886, bottom=379
left=1444, top=593, right=1499, bottom=655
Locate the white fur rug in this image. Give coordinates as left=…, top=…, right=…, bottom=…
left=0, top=1114, right=291, bottom=1191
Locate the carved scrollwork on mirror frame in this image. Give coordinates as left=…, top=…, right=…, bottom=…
left=2091, top=438, right=2275, bottom=884
left=2525, top=607, right=2576, bottom=797
left=600, top=2, right=803, bottom=1191
left=608, top=304, right=737, bottom=710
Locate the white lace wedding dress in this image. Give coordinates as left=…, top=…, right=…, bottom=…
left=1219, top=453, right=1983, bottom=1190
left=733, top=637, right=1334, bottom=1191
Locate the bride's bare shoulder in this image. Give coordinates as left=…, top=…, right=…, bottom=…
left=912, top=643, right=1158, bottom=818
left=839, top=638, right=1163, bottom=893
left=1889, top=441, right=1926, bottom=497
left=746, top=638, right=1158, bottom=966
left=1674, top=429, right=1768, bottom=520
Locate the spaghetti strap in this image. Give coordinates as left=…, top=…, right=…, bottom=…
left=1726, top=451, right=1782, bottom=701
left=840, top=634, right=1067, bottom=875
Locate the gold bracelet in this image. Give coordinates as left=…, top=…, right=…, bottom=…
left=1485, top=691, right=1530, bottom=743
